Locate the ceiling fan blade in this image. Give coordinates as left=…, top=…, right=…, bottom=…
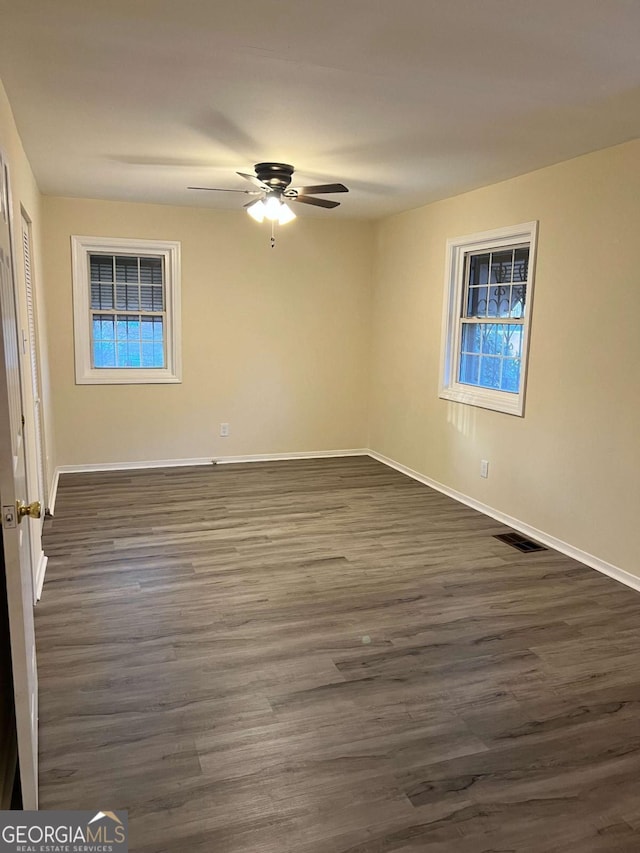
left=187, top=186, right=259, bottom=194
left=292, top=196, right=340, bottom=209
left=237, top=171, right=269, bottom=190
left=291, top=183, right=349, bottom=195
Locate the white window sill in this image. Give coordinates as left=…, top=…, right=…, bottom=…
left=76, top=368, right=181, bottom=385
left=439, top=384, right=524, bottom=416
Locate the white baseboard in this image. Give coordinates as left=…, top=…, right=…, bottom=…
left=53, top=448, right=369, bottom=476
left=47, top=467, right=60, bottom=516
left=55, top=456, right=214, bottom=475
left=368, top=449, right=640, bottom=595
left=215, top=449, right=368, bottom=465
left=35, top=551, right=47, bottom=600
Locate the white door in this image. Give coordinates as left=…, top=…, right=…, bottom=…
left=0, top=152, right=38, bottom=808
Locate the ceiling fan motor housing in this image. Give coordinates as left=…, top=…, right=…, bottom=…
left=254, top=162, right=294, bottom=190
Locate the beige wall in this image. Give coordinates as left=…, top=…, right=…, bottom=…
left=0, top=79, right=55, bottom=573
left=369, top=139, right=640, bottom=577
left=43, top=197, right=373, bottom=465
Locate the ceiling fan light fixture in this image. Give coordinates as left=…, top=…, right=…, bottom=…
left=263, top=194, right=282, bottom=221
left=247, top=194, right=296, bottom=226
left=246, top=199, right=266, bottom=223
left=277, top=202, right=296, bottom=225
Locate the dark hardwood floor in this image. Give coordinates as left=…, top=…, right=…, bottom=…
left=37, top=456, right=640, bottom=852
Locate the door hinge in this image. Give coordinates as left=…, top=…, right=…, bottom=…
left=21, top=414, right=25, bottom=427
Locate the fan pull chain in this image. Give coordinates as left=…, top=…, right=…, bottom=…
left=270, top=219, right=276, bottom=249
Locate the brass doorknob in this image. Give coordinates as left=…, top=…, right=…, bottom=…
left=16, top=500, right=41, bottom=522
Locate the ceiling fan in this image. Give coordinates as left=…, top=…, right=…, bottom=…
left=188, top=162, right=348, bottom=230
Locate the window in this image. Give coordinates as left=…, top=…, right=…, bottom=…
left=439, top=221, right=538, bottom=416
left=71, top=236, right=181, bottom=384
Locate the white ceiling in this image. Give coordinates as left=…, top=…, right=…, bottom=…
left=1, top=0, right=639, bottom=218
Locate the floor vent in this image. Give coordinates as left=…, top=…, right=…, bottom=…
left=494, top=532, right=548, bottom=553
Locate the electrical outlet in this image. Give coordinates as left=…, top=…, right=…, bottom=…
left=219, top=423, right=229, bottom=437
left=480, top=459, right=489, bottom=479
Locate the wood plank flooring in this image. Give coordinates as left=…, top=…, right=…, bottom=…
left=37, top=456, right=640, bottom=852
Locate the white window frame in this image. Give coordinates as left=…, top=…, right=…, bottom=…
left=439, top=221, right=538, bottom=417
left=71, top=235, right=182, bottom=384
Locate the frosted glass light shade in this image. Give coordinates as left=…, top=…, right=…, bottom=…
left=277, top=203, right=296, bottom=224
left=264, top=195, right=282, bottom=220
left=246, top=200, right=266, bottom=222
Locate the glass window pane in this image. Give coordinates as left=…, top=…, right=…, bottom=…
left=93, top=341, right=104, bottom=368
left=461, top=323, right=480, bottom=354
left=101, top=282, right=114, bottom=309
left=91, top=281, right=114, bottom=309
left=490, top=250, right=513, bottom=284
left=100, top=317, right=116, bottom=341
left=468, top=254, right=489, bottom=286
left=126, top=319, right=140, bottom=341
left=140, top=285, right=164, bottom=312
left=141, top=319, right=155, bottom=340
left=467, top=286, right=487, bottom=317
left=115, top=315, right=142, bottom=344
left=100, top=318, right=115, bottom=340
left=152, top=287, right=164, bottom=311
left=459, top=353, right=480, bottom=385
left=90, top=312, right=166, bottom=368
left=92, top=317, right=102, bottom=342
left=130, top=285, right=141, bottom=310
left=116, top=317, right=127, bottom=341
left=510, top=284, right=526, bottom=318
left=93, top=341, right=116, bottom=368
left=502, top=326, right=523, bottom=358
left=116, top=341, right=127, bottom=367
left=139, top=257, right=163, bottom=284
left=153, top=343, right=165, bottom=368
left=500, top=358, right=521, bottom=393
left=140, top=285, right=153, bottom=311
left=116, top=283, right=140, bottom=310
left=89, top=255, right=113, bottom=282
left=514, top=248, right=529, bottom=282
left=479, top=355, right=501, bottom=389
left=104, top=341, right=116, bottom=367
left=480, top=324, right=499, bottom=355
left=487, top=285, right=511, bottom=317
left=115, top=256, right=139, bottom=283
left=93, top=315, right=115, bottom=341
left=106, top=341, right=116, bottom=366
left=126, top=342, right=141, bottom=368
left=141, top=342, right=155, bottom=367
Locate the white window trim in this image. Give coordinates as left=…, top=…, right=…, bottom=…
left=71, top=235, right=182, bottom=385
left=439, top=221, right=538, bottom=417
